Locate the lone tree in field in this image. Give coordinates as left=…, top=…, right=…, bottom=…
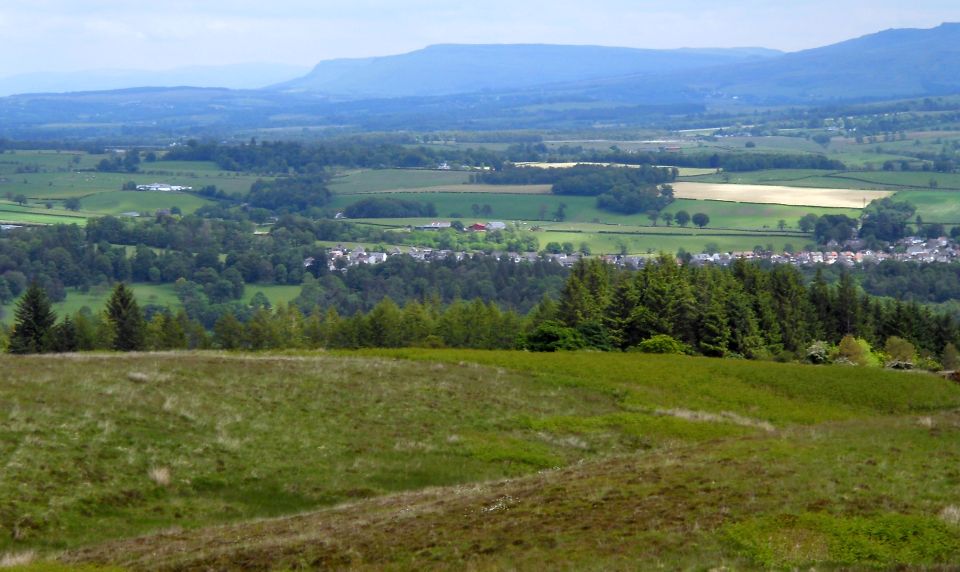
left=692, top=212, right=710, bottom=229
left=9, top=283, right=56, bottom=354
left=674, top=210, right=691, bottom=227
left=106, top=282, right=145, bottom=352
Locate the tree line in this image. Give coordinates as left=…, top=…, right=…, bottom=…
left=799, top=197, right=928, bottom=246
left=163, top=139, right=508, bottom=173
left=531, top=257, right=958, bottom=366
left=479, top=164, right=677, bottom=215
left=2, top=284, right=524, bottom=354
left=5, top=257, right=957, bottom=372
left=0, top=216, right=566, bottom=328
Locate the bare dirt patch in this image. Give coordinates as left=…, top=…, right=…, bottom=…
left=673, top=182, right=895, bottom=208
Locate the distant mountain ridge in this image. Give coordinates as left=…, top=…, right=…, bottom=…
left=673, top=22, right=960, bottom=102
left=0, top=63, right=311, bottom=97
left=1, top=23, right=959, bottom=135
left=271, top=44, right=783, bottom=98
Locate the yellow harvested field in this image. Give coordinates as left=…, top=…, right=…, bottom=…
left=672, top=182, right=896, bottom=208
left=360, top=184, right=552, bottom=195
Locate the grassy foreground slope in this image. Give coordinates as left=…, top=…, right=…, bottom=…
left=0, top=351, right=958, bottom=569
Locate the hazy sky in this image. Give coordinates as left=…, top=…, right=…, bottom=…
left=0, top=0, right=956, bottom=75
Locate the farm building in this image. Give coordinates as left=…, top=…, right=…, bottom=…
left=414, top=221, right=452, bottom=231
left=135, top=183, right=193, bottom=192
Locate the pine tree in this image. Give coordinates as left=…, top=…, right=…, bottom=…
left=401, top=301, right=434, bottom=347
left=8, top=283, right=56, bottom=354
left=175, top=311, right=208, bottom=350
left=364, top=297, right=404, bottom=347
left=145, top=313, right=169, bottom=350
left=604, top=277, right=639, bottom=349
left=213, top=313, right=246, bottom=350
left=725, top=288, right=764, bottom=358
left=303, top=308, right=326, bottom=349
left=160, top=312, right=188, bottom=349
left=525, top=294, right=558, bottom=332
left=633, top=263, right=673, bottom=338
left=105, top=282, right=145, bottom=351
left=808, top=268, right=833, bottom=340
left=666, top=274, right=699, bottom=347
left=698, top=297, right=730, bottom=357
left=246, top=307, right=279, bottom=350
left=835, top=270, right=861, bottom=336
left=51, top=316, right=79, bottom=353
left=557, top=272, right=591, bottom=326
left=273, top=303, right=305, bottom=349
left=767, top=265, right=812, bottom=352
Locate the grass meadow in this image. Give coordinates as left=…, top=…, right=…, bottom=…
left=0, top=284, right=303, bottom=326
left=539, top=229, right=810, bottom=255
left=892, top=190, right=960, bottom=223
left=333, top=191, right=853, bottom=229
left=0, top=152, right=264, bottom=225
left=0, top=350, right=955, bottom=569
left=328, top=169, right=472, bottom=194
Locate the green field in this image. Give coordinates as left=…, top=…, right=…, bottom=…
left=329, top=169, right=472, bottom=194
left=141, top=160, right=225, bottom=174
left=892, top=190, right=960, bottom=223
left=353, top=220, right=810, bottom=255
left=0, top=150, right=102, bottom=173
left=0, top=203, right=90, bottom=226
left=0, top=152, right=266, bottom=226
left=325, top=167, right=871, bottom=254
left=333, top=192, right=854, bottom=230
left=79, top=191, right=212, bottom=216
left=0, top=351, right=957, bottom=569
left=0, top=284, right=304, bottom=326
left=539, top=229, right=809, bottom=255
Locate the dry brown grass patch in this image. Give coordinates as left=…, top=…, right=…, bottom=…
left=148, top=466, right=172, bottom=487
left=940, top=505, right=960, bottom=527
left=0, top=551, right=36, bottom=567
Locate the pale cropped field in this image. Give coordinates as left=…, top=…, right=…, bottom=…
left=673, top=182, right=895, bottom=208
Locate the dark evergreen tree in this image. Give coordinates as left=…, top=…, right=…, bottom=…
left=213, top=313, right=246, bottom=350
left=604, top=276, right=639, bottom=349
left=808, top=268, right=834, bottom=340
left=767, top=265, right=812, bottom=352
left=51, top=316, right=79, bottom=353
left=106, top=282, right=146, bottom=351
left=8, top=283, right=57, bottom=354
left=835, top=270, right=861, bottom=336
left=698, top=297, right=730, bottom=357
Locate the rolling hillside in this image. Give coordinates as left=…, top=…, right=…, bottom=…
left=1, top=350, right=958, bottom=569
